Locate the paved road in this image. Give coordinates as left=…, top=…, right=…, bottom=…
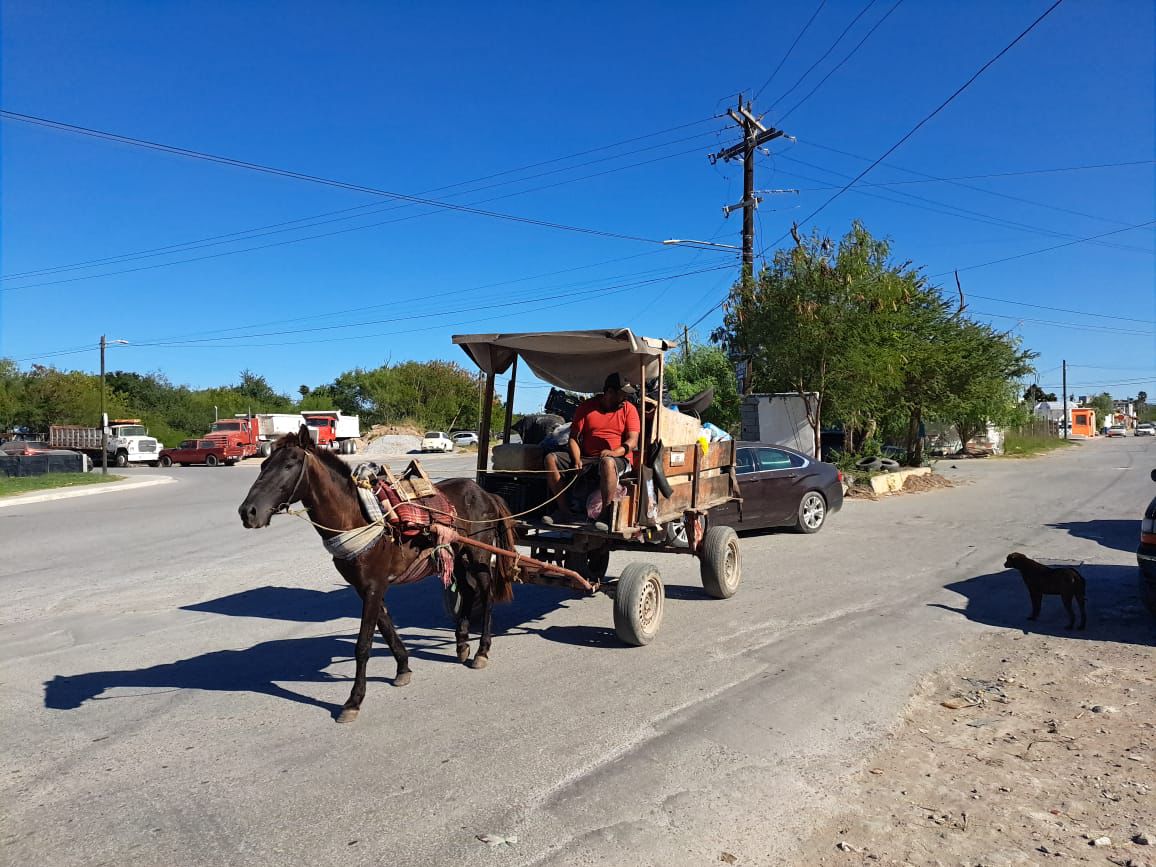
left=2, top=439, right=1152, bottom=866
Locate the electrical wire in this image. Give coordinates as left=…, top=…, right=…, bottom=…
left=753, top=0, right=829, bottom=102
left=930, top=219, right=1156, bottom=277
left=759, top=0, right=1067, bottom=256
left=965, top=293, right=1151, bottom=325
left=768, top=0, right=881, bottom=110
left=1, top=126, right=723, bottom=282
left=778, top=0, right=906, bottom=122
left=972, top=310, right=1153, bottom=336
left=0, top=109, right=691, bottom=265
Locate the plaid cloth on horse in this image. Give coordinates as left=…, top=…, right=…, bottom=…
left=374, top=479, right=457, bottom=536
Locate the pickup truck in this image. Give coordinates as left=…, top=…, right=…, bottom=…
left=158, top=439, right=244, bottom=467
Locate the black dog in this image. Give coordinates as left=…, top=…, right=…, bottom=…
left=1004, top=552, right=1087, bottom=630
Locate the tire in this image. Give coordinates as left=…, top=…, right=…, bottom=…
left=796, top=491, right=827, bottom=534
left=205, top=454, right=220, bottom=467
left=879, top=458, right=901, bottom=471
left=159, top=456, right=172, bottom=468
left=340, top=440, right=355, bottom=455
left=855, top=456, right=881, bottom=471
left=613, top=562, right=664, bottom=646
left=665, top=518, right=689, bottom=549
left=114, top=451, right=129, bottom=468
left=148, top=461, right=160, bottom=468
left=699, top=526, right=742, bottom=598
left=259, top=442, right=272, bottom=458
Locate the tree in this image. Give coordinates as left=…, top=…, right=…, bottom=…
left=0, top=358, right=24, bottom=430
left=665, top=339, right=740, bottom=431
left=1024, top=383, right=1057, bottom=403
left=1088, top=392, right=1114, bottom=423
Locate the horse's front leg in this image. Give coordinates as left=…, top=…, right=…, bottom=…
left=376, top=599, right=412, bottom=687
left=454, top=576, right=475, bottom=665
left=470, top=567, right=495, bottom=670
left=338, top=583, right=383, bottom=723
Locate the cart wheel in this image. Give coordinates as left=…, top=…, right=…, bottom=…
left=613, top=562, right=664, bottom=646
left=700, top=526, right=742, bottom=599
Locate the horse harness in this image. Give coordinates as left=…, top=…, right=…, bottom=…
left=321, top=458, right=461, bottom=588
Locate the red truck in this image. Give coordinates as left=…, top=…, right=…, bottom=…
left=205, top=416, right=259, bottom=457
left=159, top=439, right=244, bottom=467
left=300, top=411, right=361, bottom=454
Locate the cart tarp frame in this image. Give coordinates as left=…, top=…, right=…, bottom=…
left=453, top=329, right=673, bottom=394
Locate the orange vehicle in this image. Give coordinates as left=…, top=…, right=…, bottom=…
left=159, top=438, right=244, bottom=467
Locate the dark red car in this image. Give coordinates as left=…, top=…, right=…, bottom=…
left=159, top=439, right=243, bottom=467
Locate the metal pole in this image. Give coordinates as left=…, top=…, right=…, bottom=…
left=1062, top=359, right=1068, bottom=440
left=502, top=357, right=518, bottom=445
left=100, top=335, right=108, bottom=475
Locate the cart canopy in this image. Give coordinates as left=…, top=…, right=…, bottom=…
left=453, top=329, right=674, bottom=393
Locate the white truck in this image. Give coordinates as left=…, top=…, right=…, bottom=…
left=49, top=418, right=163, bottom=467
left=254, top=413, right=310, bottom=457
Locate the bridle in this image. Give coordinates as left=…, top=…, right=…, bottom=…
left=272, top=445, right=311, bottom=515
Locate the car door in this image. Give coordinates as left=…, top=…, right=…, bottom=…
left=753, top=447, right=808, bottom=525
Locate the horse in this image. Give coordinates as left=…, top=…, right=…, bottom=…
left=237, top=425, right=518, bottom=723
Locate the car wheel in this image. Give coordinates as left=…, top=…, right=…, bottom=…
left=159, top=456, right=173, bottom=467
left=796, top=491, right=827, bottom=534
left=114, top=452, right=129, bottom=468
left=259, top=442, right=272, bottom=458
left=205, top=454, right=220, bottom=467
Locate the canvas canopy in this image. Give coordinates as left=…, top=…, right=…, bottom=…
left=453, top=329, right=674, bottom=393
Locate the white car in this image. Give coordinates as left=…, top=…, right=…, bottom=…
left=452, top=431, right=479, bottom=447
left=1135, top=423, right=1155, bottom=437
left=420, top=431, right=455, bottom=453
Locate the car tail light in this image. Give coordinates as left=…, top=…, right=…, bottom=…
left=1143, top=518, right=1156, bottom=546
left=836, top=470, right=844, bottom=484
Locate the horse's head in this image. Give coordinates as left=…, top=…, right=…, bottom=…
left=238, top=424, right=313, bottom=528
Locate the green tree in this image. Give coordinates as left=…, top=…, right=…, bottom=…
left=0, top=358, right=25, bottom=430
left=1023, top=383, right=1057, bottom=403
left=665, top=339, right=740, bottom=431
left=1088, top=392, right=1114, bottom=424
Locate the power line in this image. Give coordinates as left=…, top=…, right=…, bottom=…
left=0, top=110, right=685, bottom=260
left=930, top=219, right=1156, bottom=276
left=778, top=0, right=906, bottom=122
left=752, top=0, right=828, bottom=102
left=768, top=0, right=881, bottom=110
left=1, top=140, right=717, bottom=293
left=782, top=158, right=1156, bottom=190
left=760, top=0, right=1067, bottom=256
left=973, top=310, right=1154, bottom=336
left=773, top=156, right=1154, bottom=254
left=1, top=125, right=723, bottom=282
left=966, top=293, right=1152, bottom=325
left=794, top=140, right=1148, bottom=229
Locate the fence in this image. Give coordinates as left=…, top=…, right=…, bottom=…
left=0, top=453, right=90, bottom=477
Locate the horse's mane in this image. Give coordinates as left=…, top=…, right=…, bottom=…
left=311, top=442, right=356, bottom=486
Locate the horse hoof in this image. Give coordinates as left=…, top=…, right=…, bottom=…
left=336, top=707, right=360, bottom=724
left=469, top=655, right=488, bottom=670
left=394, top=671, right=413, bottom=687
left=457, top=647, right=471, bottom=664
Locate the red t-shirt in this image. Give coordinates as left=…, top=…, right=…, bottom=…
left=571, top=397, right=641, bottom=465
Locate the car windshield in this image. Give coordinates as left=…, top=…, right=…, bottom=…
left=115, top=425, right=147, bottom=436
left=210, top=421, right=241, bottom=431
left=306, top=419, right=326, bottom=427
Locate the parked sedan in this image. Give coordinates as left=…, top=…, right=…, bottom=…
left=710, top=442, right=843, bottom=534
left=419, top=431, right=455, bottom=453
left=1134, top=422, right=1154, bottom=437
left=1106, top=425, right=1127, bottom=438
left=158, top=439, right=242, bottom=467
left=452, top=431, right=480, bottom=447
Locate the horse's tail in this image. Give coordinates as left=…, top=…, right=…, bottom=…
left=488, top=493, right=519, bottom=603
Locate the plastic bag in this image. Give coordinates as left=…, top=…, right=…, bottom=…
left=586, top=485, right=627, bottom=520
left=702, top=422, right=731, bottom=442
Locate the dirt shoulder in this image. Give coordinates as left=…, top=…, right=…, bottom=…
left=792, top=610, right=1155, bottom=866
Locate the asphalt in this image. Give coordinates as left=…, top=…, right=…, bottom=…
left=1, top=438, right=1152, bottom=866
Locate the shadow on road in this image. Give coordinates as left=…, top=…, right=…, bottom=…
left=46, top=580, right=614, bottom=715
left=930, top=562, right=1154, bottom=647
left=1045, top=519, right=1138, bottom=553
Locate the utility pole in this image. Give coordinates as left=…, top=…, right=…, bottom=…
left=683, top=325, right=690, bottom=361
left=99, top=335, right=108, bottom=476
left=710, top=98, right=789, bottom=280
left=1062, top=359, right=1068, bottom=440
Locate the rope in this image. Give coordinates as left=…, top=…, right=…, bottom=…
left=418, top=470, right=583, bottom=525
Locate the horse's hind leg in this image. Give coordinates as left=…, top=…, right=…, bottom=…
left=454, top=577, right=476, bottom=665
left=338, top=583, right=383, bottom=724
left=376, top=600, right=412, bottom=687
left=471, top=565, right=495, bottom=670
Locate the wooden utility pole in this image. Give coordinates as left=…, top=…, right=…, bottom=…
left=710, top=98, right=788, bottom=281
left=1062, top=359, right=1068, bottom=440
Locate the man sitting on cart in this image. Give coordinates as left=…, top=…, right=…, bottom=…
left=543, top=373, right=640, bottom=529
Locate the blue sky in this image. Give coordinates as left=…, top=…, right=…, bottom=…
left=1, top=0, right=1153, bottom=411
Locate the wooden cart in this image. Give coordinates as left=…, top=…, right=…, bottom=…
left=451, top=329, right=743, bottom=645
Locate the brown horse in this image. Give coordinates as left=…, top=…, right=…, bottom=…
left=237, top=426, right=517, bottom=723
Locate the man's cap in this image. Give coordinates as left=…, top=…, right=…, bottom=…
left=603, top=372, right=637, bottom=395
